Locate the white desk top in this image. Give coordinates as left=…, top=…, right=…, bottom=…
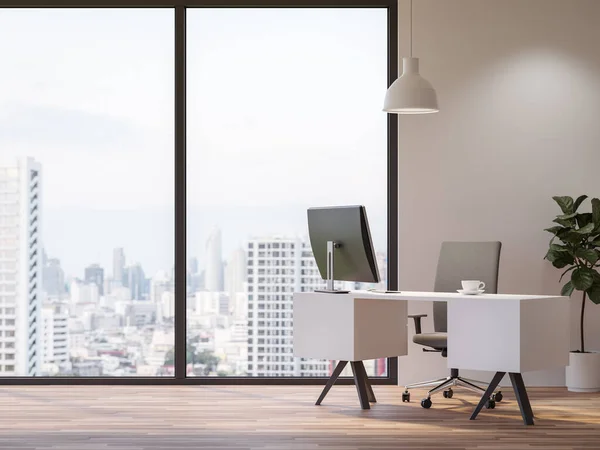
left=295, top=290, right=564, bottom=302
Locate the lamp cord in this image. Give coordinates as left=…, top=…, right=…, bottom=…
left=410, top=0, right=413, bottom=58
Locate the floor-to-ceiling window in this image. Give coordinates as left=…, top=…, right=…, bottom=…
left=0, top=1, right=396, bottom=383
left=0, top=9, right=174, bottom=377
left=185, top=8, right=389, bottom=378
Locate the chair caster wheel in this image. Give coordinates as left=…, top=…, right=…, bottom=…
left=421, top=398, right=432, bottom=409
left=402, top=391, right=410, bottom=402
left=443, top=388, right=453, bottom=399
left=493, top=391, right=503, bottom=402
left=485, top=399, right=496, bottom=409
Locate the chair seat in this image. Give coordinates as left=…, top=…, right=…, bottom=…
left=413, top=332, right=447, bottom=349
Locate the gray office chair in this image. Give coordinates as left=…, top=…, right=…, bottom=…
left=402, top=241, right=503, bottom=409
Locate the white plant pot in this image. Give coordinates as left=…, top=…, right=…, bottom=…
left=566, top=351, right=600, bottom=392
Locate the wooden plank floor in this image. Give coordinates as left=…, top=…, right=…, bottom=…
left=0, top=385, right=599, bottom=449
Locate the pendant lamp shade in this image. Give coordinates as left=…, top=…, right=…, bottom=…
left=383, top=57, right=438, bottom=114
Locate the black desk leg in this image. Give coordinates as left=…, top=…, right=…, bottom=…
left=315, top=360, right=348, bottom=406
left=470, top=371, right=505, bottom=421
left=351, top=361, right=371, bottom=410
left=509, top=372, right=534, bottom=426
left=356, top=361, right=376, bottom=403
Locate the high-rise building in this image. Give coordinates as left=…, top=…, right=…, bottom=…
left=188, top=257, right=198, bottom=275
left=246, top=236, right=328, bottom=377
left=41, top=302, right=70, bottom=372
left=187, top=256, right=202, bottom=294
left=0, top=157, right=43, bottom=376
left=225, top=247, right=246, bottom=299
left=204, top=227, right=224, bottom=291
left=124, top=263, right=146, bottom=300
left=43, top=257, right=65, bottom=298
left=84, top=264, right=104, bottom=296
left=113, top=247, right=125, bottom=285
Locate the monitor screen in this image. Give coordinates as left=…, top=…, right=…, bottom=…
left=307, top=205, right=379, bottom=284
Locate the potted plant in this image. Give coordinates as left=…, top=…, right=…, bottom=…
left=545, top=195, right=600, bottom=392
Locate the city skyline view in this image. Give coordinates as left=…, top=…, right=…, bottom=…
left=42, top=203, right=387, bottom=278
left=0, top=7, right=387, bottom=377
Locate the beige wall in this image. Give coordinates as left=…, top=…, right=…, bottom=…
left=397, top=0, right=600, bottom=386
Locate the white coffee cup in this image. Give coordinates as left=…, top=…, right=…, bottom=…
left=461, top=280, right=485, bottom=292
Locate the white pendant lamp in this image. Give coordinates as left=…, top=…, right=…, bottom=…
left=383, top=0, right=439, bottom=114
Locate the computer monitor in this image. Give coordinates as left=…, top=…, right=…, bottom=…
left=307, top=205, right=380, bottom=293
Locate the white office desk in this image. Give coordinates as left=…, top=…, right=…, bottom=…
left=293, top=290, right=570, bottom=425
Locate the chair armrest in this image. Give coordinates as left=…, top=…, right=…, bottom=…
left=408, top=314, right=427, bottom=334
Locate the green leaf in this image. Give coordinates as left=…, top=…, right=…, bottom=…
left=559, top=266, right=576, bottom=282
left=592, top=239, right=600, bottom=247
left=593, top=198, right=600, bottom=228
left=574, top=222, right=595, bottom=235
left=587, top=282, right=600, bottom=305
left=577, top=213, right=593, bottom=229
left=553, top=217, right=576, bottom=228
left=553, top=196, right=574, bottom=214
left=572, top=268, right=595, bottom=290
left=558, top=212, right=579, bottom=220
left=544, top=226, right=565, bottom=235
left=550, top=243, right=569, bottom=252
left=561, top=281, right=575, bottom=296
left=563, top=231, right=585, bottom=244
left=545, top=248, right=558, bottom=262
left=575, top=248, right=600, bottom=265
left=551, top=252, right=575, bottom=268
left=574, top=195, right=589, bottom=211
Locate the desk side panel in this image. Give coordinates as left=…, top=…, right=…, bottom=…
left=447, top=298, right=521, bottom=372
left=354, top=298, right=408, bottom=361
left=520, top=297, right=570, bottom=373
left=293, top=293, right=355, bottom=361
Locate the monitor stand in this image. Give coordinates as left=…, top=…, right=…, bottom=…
left=367, top=289, right=401, bottom=294
left=314, top=240, right=350, bottom=294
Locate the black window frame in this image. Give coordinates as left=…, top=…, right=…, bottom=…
left=0, top=0, right=398, bottom=386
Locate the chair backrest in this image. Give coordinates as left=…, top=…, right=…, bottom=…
left=432, top=241, right=502, bottom=332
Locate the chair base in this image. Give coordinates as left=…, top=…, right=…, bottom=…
left=406, top=375, right=485, bottom=398
left=403, top=370, right=502, bottom=405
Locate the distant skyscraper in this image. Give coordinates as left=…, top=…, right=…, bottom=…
left=246, top=236, right=328, bottom=377
left=225, top=247, right=246, bottom=300
left=188, top=257, right=198, bottom=275
left=124, top=263, right=146, bottom=300
left=205, top=228, right=224, bottom=291
left=84, top=264, right=104, bottom=296
left=43, top=257, right=65, bottom=297
left=113, top=248, right=125, bottom=284
left=187, top=256, right=201, bottom=294
left=0, top=157, right=43, bottom=376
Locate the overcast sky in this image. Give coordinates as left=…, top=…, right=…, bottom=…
left=0, top=8, right=387, bottom=277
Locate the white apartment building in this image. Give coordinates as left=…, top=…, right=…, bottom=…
left=246, top=236, right=329, bottom=377
left=0, top=157, right=42, bottom=376
left=69, top=280, right=100, bottom=304
left=41, top=302, right=70, bottom=372
left=158, top=291, right=174, bottom=322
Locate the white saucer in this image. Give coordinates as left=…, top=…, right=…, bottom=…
left=457, top=289, right=485, bottom=295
